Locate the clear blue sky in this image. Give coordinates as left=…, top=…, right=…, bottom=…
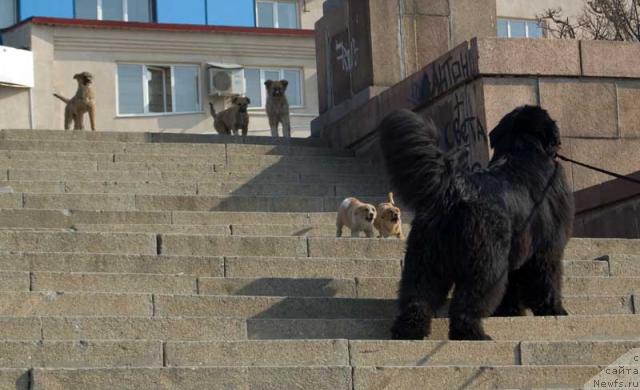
left=18, top=0, right=256, bottom=27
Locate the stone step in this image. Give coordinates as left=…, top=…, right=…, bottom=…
left=247, top=314, right=640, bottom=340
left=0, top=158, right=98, bottom=171
left=0, top=139, right=349, bottom=157
left=6, top=169, right=384, bottom=185
left=0, top=180, right=387, bottom=197
left=0, top=252, right=223, bottom=276
left=155, top=294, right=632, bottom=318
left=29, top=366, right=352, bottom=390
left=0, top=230, right=157, bottom=254
left=0, top=340, right=162, bottom=368
left=1, top=129, right=329, bottom=147
left=2, top=314, right=639, bottom=342
left=0, top=292, right=152, bottom=316
left=352, top=365, right=602, bottom=390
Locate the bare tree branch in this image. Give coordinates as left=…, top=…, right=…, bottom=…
left=536, top=0, right=640, bottom=41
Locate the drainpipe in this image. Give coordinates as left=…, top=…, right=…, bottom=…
left=397, top=0, right=407, bottom=80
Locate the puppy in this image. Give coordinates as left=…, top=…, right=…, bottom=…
left=53, top=72, right=96, bottom=131
left=265, top=80, right=291, bottom=138
left=374, top=192, right=405, bottom=240
left=336, top=197, right=377, bottom=238
left=379, top=106, right=574, bottom=341
left=209, top=96, right=251, bottom=136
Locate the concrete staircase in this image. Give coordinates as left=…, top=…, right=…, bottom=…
left=0, top=129, right=639, bottom=389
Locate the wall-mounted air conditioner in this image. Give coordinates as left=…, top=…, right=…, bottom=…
left=207, top=62, right=245, bottom=96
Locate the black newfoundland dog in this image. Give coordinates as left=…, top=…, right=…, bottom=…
left=379, top=105, right=574, bottom=340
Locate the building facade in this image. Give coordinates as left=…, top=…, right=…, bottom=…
left=0, top=0, right=322, bottom=136
left=1, top=0, right=588, bottom=137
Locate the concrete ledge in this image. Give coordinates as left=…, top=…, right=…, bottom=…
left=160, top=235, right=307, bottom=257
left=0, top=231, right=157, bottom=254
left=581, top=40, right=640, bottom=78
left=477, top=38, right=581, bottom=76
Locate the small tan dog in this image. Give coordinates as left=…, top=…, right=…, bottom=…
left=53, top=72, right=96, bottom=131
left=374, top=192, right=405, bottom=240
left=209, top=96, right=251, bottom=136
left=336, top=197, right=377, bottom=238
left=265, top=80, right=291, bottom=138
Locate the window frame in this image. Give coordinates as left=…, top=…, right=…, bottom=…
left=245, top=67, right=304, bottom=110
left=74, top=0, right=152, bottom=22
left=0, top=0, right=18, bottom=29
left=116, top=62, right=201, bottom=117
left=497, top=17, right=544, bottom=39
left=256, top=0, right=300, bottom=29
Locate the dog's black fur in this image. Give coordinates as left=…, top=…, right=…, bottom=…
left=379, top=105, right=574, bottom=340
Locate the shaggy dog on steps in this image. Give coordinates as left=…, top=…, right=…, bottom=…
left=378, top=106, right=574, bottom=340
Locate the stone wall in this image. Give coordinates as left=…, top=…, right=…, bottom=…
left=312, top=0, right=497, bottom=136
left=574, top=172, right=640, bottom=238
left=314, top=37, right=640, bottom=193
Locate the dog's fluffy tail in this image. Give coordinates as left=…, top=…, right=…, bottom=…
left=378, top=109, right=458, bottom=212
left=53, top=93, right=69, bottom=104
left=388, top=192, right=396, bottom=205
left=209, top=102, right=216, bottom=118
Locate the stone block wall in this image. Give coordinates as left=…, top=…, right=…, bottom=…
left=312, top=0, right=497, bottom=136
left=315, top=37, right=640, bottom=195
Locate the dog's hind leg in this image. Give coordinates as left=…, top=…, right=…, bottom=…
left=391, top=248, right=453, bottom=340
left=336, top=221, right=344, bottom=237
left=492, top=275, right=526, bottom=317
left=519, top=251, right=567, bottom=316
left=64, top=108, right=73, bottom=130
left=448, top=262, right=509, bottom=340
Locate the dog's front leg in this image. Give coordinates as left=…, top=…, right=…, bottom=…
left=282, top=114, right=291, bottom=138
left=89, top=105, right=96, bottom=131
left=269, top=117, right=279, bottom=137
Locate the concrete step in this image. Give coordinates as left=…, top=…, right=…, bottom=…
left=0, top=139, right=349, bottom=157
left=0, top=252, right=222, bottom=275
left=246, top=314, right=640, bottom=340
left=1, top=129, right=329, bottom=147
left=155, top=294, right=632, bottom=318
left=0, top=340, right=162, bottom=368
left=0, top=181, right=386, bottom=197
left=0, top=292, right=152, bottom=316
left=6, top=169, right=385, bottom=186
left=3, top=314, right=639, bottom=342
left=351, top=365, right=602, bottom=390
left=0, top=230, right=157, bottom=254
left=29, top=366, right=352, bottom=390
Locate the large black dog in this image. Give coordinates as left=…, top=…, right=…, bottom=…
left=379, top=106, right=574, bottom=340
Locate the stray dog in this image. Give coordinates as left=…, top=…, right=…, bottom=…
left=336, top=197, right=377, bottom=238
left=374, top=192, right=405, bottom=240
left=53, top=72, right=96, bottom=131
left=265, top=80, right=291, bottom=138
left=379, top=106, right=574, bottom=340
left=209, top=96, right=251, bottom=136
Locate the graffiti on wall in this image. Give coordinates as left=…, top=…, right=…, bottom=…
left=409, top=42, right=479, bottom=108
left=419, top=81, right=489, bottom=170
left=335, top=37, right=359, bottom=73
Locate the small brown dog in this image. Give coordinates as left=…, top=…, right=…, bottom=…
left=336, top=197, right=377, bottom=238
left=374, top=192, right=405, bottom=240
left=265, top=80, right=291, bottom=138
left=209, top=96, right=251, bottom=136
left=53, top=72, right=96, bottom=131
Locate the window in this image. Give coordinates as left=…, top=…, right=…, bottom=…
left=497, top=18, right=543, bottom=38
left=75, top=0, right=151, bottom=22
left=117, top=64, right=200, bottom=115
left=256, top=0, right=299, bottom=29
left=0, top=0, right=16, bottom=29
left=245, top=67, right=303, bottom=109
left=156, top=0, right=205, bottom=24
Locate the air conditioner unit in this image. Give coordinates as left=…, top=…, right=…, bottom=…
left=207, top=62, right=246, bottom=96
